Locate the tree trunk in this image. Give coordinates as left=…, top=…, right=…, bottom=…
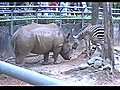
left=92, top=2, right=99, bottom=25
left=103, top=2, right=114, bottom=70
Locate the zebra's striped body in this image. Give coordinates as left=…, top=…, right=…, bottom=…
left=73, top=24, right=104, bottom=57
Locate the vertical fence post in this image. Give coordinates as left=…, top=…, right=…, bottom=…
left=81, top=7, right=85, bottom=28
left=81, top=12, right=84, bottom=28
left=60, top=11, right=62, bottom=28
left=59, top=7, right=64, bottom=28
left=35, top=8, right=38, bottom=23
left=10, top=8, right=14, bottom=35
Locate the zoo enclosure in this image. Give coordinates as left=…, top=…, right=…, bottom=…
left=0, top=4, right=120, bottom=86
left=0, top=5, right=120, bottom=59
left=0, top=5, right=120, bottom=35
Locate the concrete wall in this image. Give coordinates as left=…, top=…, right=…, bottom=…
left=0, top=22, right=119, bottom=60
left=0, top=24, right=23, bottom=59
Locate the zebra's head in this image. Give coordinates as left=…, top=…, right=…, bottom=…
left=72, top=27, right=87, bottom=49
left=73, top=26, right=87, bottom=40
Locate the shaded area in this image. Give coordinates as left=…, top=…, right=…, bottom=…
left=0, top=26, right=14, bottom=59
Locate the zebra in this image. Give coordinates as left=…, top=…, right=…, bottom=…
left=72, top=24, right=104, bottom=58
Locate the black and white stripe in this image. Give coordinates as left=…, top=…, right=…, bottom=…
left=73, top=24, right=105, bottom=57
left=90, top=25, right=104, bottom=44
left=73, top=24, right=104, bottom=44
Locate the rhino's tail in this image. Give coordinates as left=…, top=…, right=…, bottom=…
left=11, top=33, right=18, bottom=52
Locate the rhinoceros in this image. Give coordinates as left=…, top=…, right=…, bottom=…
left=11, top=22, right=73, bottom=65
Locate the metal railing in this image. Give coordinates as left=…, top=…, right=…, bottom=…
left=0, top=61, right=75, bottom=86
left=0, top=5, right=120, bottom=34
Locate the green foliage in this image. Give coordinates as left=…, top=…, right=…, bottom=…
left=112, top=2, right=120, bottom=8
left=88, top=2, right=92, bottom=7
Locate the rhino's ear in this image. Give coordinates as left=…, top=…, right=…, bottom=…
left=59, top=44, right=63, bottom=47
left=66, top=32, right=71, bottom=39
left=73, top=35, right=78, bottom=39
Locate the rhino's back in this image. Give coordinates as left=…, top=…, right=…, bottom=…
left=23, top=22, right=58, bottom=31
left=31, top=26, right=64, bottom=54
left=12, top=23, right=65, bottom=54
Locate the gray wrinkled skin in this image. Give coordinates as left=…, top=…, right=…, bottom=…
left=11, top=22, right=73, bottom=65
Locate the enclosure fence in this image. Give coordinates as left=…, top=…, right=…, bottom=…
left=0, top=5, right=120, bottom=35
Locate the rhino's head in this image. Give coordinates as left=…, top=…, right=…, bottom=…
left=60, top=33, right=73, bottom=60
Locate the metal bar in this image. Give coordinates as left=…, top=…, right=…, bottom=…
left=0, top=17, right=120, bottom=22
left=35, top=8, right=38, bottom=23
left=0, top=61, right=74, bottom=86
left=0, top=10, right=119, bottom=15
left=10, top=9, right=13, bottom=35
left=0, top=6, right=89, bottom=9
left=0, top=8, right=120, bottom=14
left=0, top=6, right=119, bottom=23
left=0, top=5, right=120, bottom=10
left=81, top=12, right=84, bottom=28
left=59, top=7, right=64, bottom=28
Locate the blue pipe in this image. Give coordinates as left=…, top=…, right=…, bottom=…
left=0, top=61, right=74, bottom=86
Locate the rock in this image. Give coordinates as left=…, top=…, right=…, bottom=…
left=114, top=65, right=120, bottom=72
left=87, top=56, right=103, bottom=65
left=87, top=57, right=96, bottom=65
left=102, top=58, right=110, bottom=66
left=78, top=63, right=89, bottom=70
left=93, top=60, right=103, bottom=69
left=102, top=64, right=112, bottom=70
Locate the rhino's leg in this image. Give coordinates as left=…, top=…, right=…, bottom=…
left=53, top=47, right=62, bottom=64
left=53, top=53, right=59, bottom=64
left=42, top=52, right=50, bottom=65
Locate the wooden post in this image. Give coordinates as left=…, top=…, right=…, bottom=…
left=109, top=3, right=114, bottom=45
left=109, top=3, right=115, bottom=70
left=103, top=2, right=114, bottom=70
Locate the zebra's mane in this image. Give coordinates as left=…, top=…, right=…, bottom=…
left=74, top=26, right=87, bottom=36
left=79, top=24, right=103, bottom=36
left=74, top=24, right=104, bottom=40
left=84, top=24, right=104, bottom=33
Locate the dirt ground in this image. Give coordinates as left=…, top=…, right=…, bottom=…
left=1, top=47, right=120, bottom=86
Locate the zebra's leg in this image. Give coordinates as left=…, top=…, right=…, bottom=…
left=100, top=43, right=104, bottom=58
left=84, top=37, right=90, bottom=58
left=88, top=39, right=92, bottom=58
